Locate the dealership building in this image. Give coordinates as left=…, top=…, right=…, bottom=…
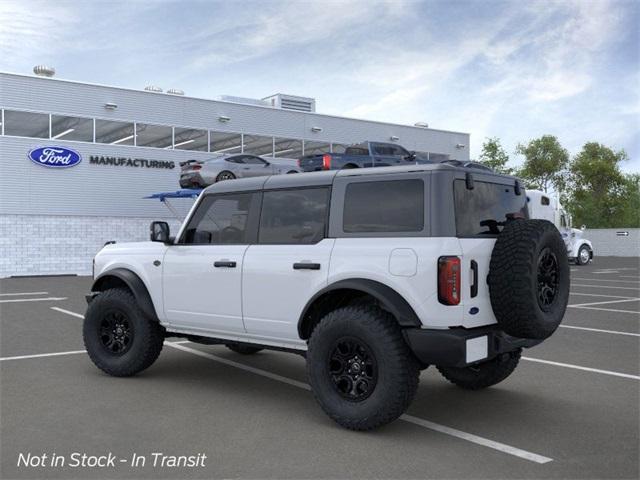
left=0, top=69, right=470, bottom=277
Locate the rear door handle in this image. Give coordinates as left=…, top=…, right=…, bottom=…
left=470, top=260, right=478, bottom=298
left=293, top=262, right=321, bottom=270
left=214, top=260, right=236, bottom=268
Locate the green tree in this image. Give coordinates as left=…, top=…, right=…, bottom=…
left=478, top=137, right=513, bottom=174
left=515, top=135, right=569, bottom=192
left=565, top=142, right=637, bottom=228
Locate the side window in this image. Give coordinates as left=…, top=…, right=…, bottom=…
left=259, top=188, right=329, bottom=244
left=226, top=156, right=244, bottom=164
left=541, top=196, right=550, bottom=206
left=560, top=215, right=567, bottom=228
left=343, top=180, right=424, bottom=233
left=392, top=145, right=410, bottom=157
left=373, top=144, right=394, bottom=155
left=243, top=155, right=267, bottom=165
left=182, top=193, right=257, bottom=244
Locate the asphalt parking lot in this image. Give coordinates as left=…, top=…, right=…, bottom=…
left=1, top=256, right=638, bottom=479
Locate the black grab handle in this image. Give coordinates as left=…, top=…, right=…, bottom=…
left=293, top=262, right=321, bottom=270
left=214, top=261, right=237, bottom=268
left=470, top=260, right=478, bottom=298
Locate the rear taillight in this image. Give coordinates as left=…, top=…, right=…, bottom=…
left=322, top=154, right=332, bottom=170
left=438, top=256, right=461, bottom=305
left=297, top=159, right=302, bottom=167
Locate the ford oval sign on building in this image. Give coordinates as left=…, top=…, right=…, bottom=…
left=28, top=146, right=82, bottom=168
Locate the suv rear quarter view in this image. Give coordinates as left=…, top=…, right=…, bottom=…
left=84, top=164, right=569, bottom=431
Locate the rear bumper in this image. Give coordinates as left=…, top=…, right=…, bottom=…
left=403, top=325, right=542, bottom=368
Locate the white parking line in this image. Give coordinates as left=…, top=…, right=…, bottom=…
left=559, top=325, right=640, bottom=337
left=572, top=284, right=640, bottom=291
left=570, top=292, right=635, bottom=299
left=51, top=307, right=85, bottom=318
left=167, top=342, right=553, bottom=464
left=572, top=278, right=640, bottom=284
left=0, top=297, right=68, bottom=304
left=0, top=291, right=49, bottom=296
left=0, top=350, right=86, bottom=362
left=569, top=305, right=640, bottom=315
left=522, top=357, right=639, bottom=380
left=569, top=298, right=640, bottom=308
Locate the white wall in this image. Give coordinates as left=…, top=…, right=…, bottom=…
left=584, top=228, right=640, bottom=257
left=0, top=214, right=183, bottom=277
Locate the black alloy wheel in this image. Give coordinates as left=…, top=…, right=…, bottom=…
left=328, top=337, right=378, bottom=402
left=99, top=310, right=133, bottom=355
left=537, top=248, right=559, bottom=309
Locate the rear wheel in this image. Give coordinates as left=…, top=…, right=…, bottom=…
left=306, top=306, right=419, bottom=431
left=437, top=349, right=521, bottom=390
left=83, top=288, right=164, bottom=377
left=225, top=343, right=263, bottom=355
left=576, top=244, right=591, bottom=265
left=216, top=171, right=236, bottom=182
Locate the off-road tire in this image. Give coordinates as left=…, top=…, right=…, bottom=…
left=489, top=219, right=569, bottom=340
left=437, top=349, right=521, bottom=390
left=83, top=288, right=165, bottom=377
left=306, top=305, right=420, bottom=431
left=225, top=344, right=264, bottom=355
left=216, top=171, right=236, bottom=182
left=576, top=244, right=590, bottom=266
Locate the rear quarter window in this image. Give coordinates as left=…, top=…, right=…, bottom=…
left=454, top=180, right=528, bottom=236
left=343, top=179, right=424, bottom=233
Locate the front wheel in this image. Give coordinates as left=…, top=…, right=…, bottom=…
left=306, top=306, right=419, bottom=431
left=83, top=288, right=165, bottom=377
left=437, top=349, right=521, bottom=390
left=576, top=245, right=591, bottom=265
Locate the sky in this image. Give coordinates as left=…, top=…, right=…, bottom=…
left=1, top=0, right=638, bottom=171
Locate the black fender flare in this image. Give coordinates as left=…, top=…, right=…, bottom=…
left=297, top=278, right=422, bottom=338
left=91, top=268, right=159, bottom=321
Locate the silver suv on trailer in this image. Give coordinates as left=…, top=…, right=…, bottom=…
left=85, top=164, right=569, bottom=430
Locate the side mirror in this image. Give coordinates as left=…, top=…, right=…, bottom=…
left=150, top=221, right=170, bottom=243
left=581, top=225, right=586, bottom=231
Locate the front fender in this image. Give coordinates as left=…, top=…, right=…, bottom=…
left=91, top=268, right=159, bottom=322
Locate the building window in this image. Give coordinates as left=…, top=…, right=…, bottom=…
left=3, top=110, right=49, bottom=138
left=95, top=119, right=135, bottom=145
left=259, top=188, right=329, bottom=244
left=51, top=115, right=93, bottom=142
left=343, top=180, right=424, bottom=233
left=243, top=134, right=274, bottom=156
left=173, top=127, right=208, bottom=151
left=303, top=141, right=331, bottom=156
left=136, top=123, right=173, bottom=149
left=273, top=137, right=303, bottom=159
left=210, top=131, right=242, bottom=154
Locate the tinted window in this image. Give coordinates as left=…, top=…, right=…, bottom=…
left=95, top=119, right=134, bottom=145
left=541, top=196, right=550, bottom=206
left=345, top=143, right=369, bottom=156
left=51, top=115, right=93, bottom=142
left=4, top=110, right=49, bottom=138
left=182, top=193, right=257, bottom=244
left=454, top=180, right=528, bottom=236
left=259, top=188, right=329, bottom=244
left=243, top=155, right=267, bottom=165
left=343, top=180, right=424, bottom=233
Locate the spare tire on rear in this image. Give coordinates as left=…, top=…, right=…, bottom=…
left=488, top=219, right=569, bottom=340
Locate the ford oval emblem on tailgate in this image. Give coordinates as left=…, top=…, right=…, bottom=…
left=28, top=146, right=82, bottom=168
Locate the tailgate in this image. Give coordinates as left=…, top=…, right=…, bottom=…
left=458, top=238, right=499, bottom=328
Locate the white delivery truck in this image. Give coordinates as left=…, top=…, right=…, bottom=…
left=527, top=190, right=594, bottom=265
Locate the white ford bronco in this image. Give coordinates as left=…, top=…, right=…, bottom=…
left=85, top=164, right=570, bottom=430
